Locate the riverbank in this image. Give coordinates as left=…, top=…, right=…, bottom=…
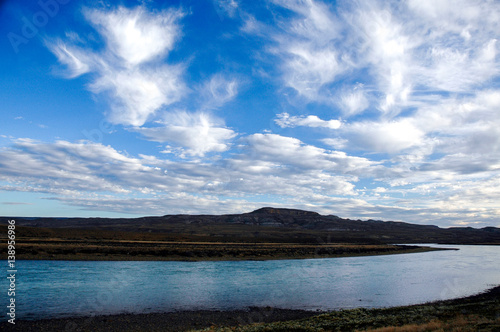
left=204, top=285, right=500, bottom=332
left=5, top=240, right=445, bottom=261
left=2, top=286, right=498, bottom=331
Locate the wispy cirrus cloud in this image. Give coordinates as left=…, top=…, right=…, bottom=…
left=254, top=0, right=499, bottom=114
left=213, top=0, right=239, bottom=18
left=199, top=74, right=239, bottom=110
left=337, top=85, right=370, bottom=117
left=47, top=5, right=242, bottom=154
left=47, top=6, right=186, bottom=126
left=269, top=0, right=345, bottom=101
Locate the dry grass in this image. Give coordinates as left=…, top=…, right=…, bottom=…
left=362, top=314, right=500, bottom=331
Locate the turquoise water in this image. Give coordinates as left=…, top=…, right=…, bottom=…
left=3, top=244, right=499, bottom=320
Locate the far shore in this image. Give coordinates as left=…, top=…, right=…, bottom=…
left=2, top=241, right=450, bottom=261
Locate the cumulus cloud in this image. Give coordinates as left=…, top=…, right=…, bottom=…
left=0, top=136, right=375, bottom=213
left=275, top=113, right=341, bottom=129
left=48, top=6, right=186, bottom=126
left=240, top=133, right=376, bottom=174
left=1, top=136, right=499, bottom=226
left=342, top=119, right=425, bottom=153
left=49, top=194, right=255, bottom=216
left=396, top=90, right=500, bottom=171
left=132, top=112, right=237, bottom=157
left=0, top=139, right=243, bottom=201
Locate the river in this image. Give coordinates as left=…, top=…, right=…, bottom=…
left=4, top=244, right=499, bottom=320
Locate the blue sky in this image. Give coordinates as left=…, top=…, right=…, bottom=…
left=1, top=0, right=499, bottom=227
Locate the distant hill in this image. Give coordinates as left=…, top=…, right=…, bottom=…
left=1, top=207, right=500, bottom=244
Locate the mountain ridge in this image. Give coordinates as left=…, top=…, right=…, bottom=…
left=1, top=207, right=499, bottom=245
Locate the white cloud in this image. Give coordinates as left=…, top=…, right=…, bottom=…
left=1, top=136, right=500, bottom=226
left=268, top=0, right=345, bottom=100
left=419, top=40, right=499, bottom=92
left=0, top=139, right=144, bottom=194
left=275, top=113, right=341, bottom=129
left=343, top=119, right=425, bottom=153
left=338, top=86, right=369, bottom=116
left=48, top=41, right=90, bottom=77
left=349, top=2, right=414, bottom=115
left=282, top=45, right=343, bottom=99
left=0, top=137, right=363, bottom=214
left=407, top=90, right=500, bottom=161
left=243, top=133, right=327, bottom=170
left=271, top=0, right=340, bottom=42
left=214, top=0, right=239, bottom=18
left=199, top=74, right=239, bottom=110
left=406, top=0, right=500, bottom=37
left=133, top=112, right=236, bottom=157
left=48, top=194, right=256, bottom=216
left=90, top=65, right=184, bottom=126
left=253, top=0, right=499, bottom=117
left=321, top=138, right=348, bottom=150
left=241, top=133, right=375, bottom=174
left=85, top=6, right=183, bottom=66
left=48, top=6, right=186, bottom=126
left=240, top=14, right=264, bottom=34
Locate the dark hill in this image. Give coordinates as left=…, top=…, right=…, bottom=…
left=249, top=207, right=320, bottom=216
left=1, top=207, right=499, bottom=244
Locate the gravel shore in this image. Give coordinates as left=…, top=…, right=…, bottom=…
left=0, top=307, right=322, bottom=332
